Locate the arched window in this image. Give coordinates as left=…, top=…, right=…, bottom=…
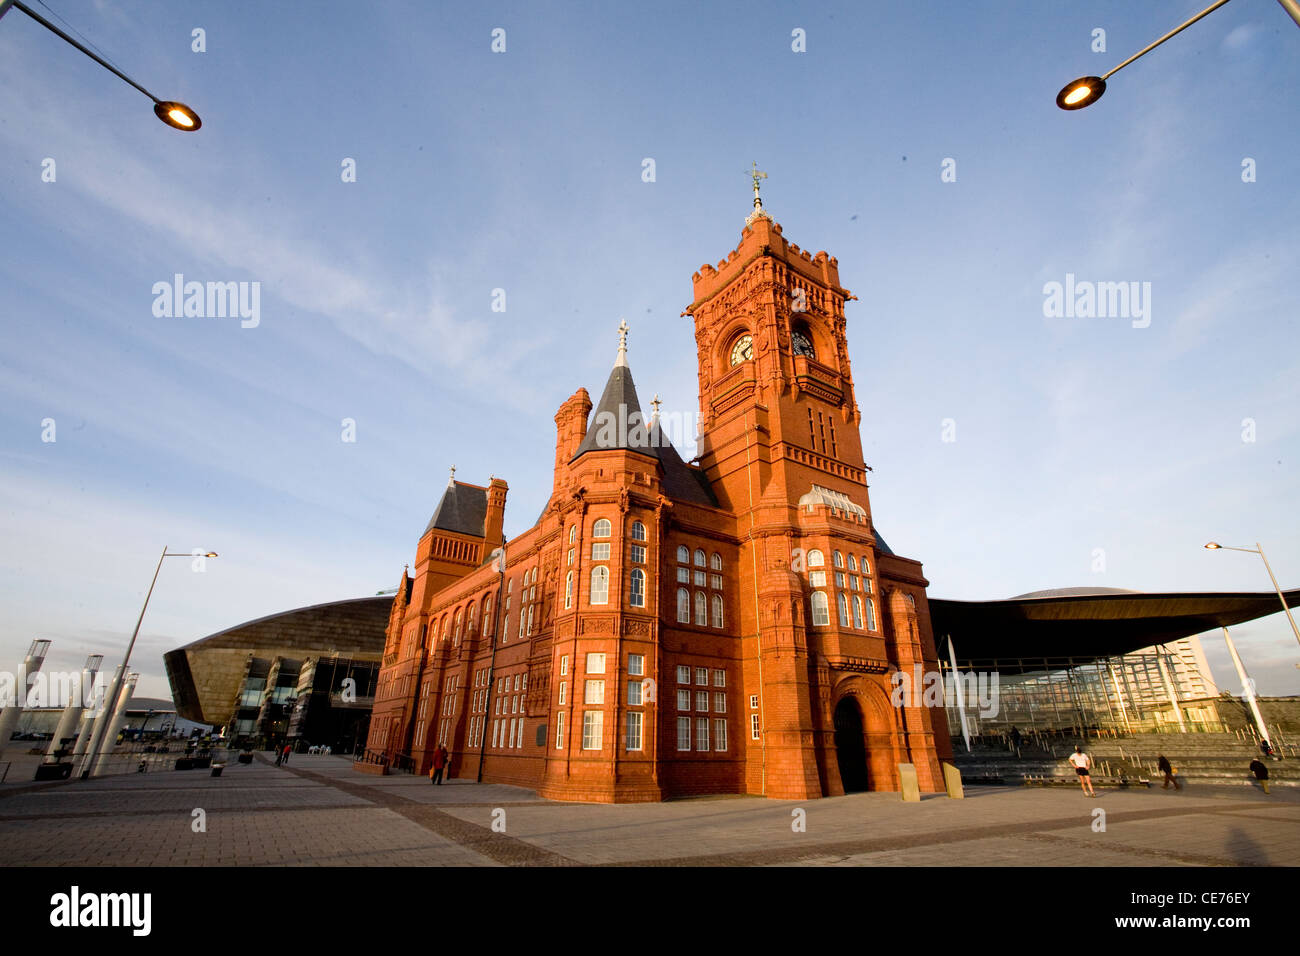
left=677, top=588, right=690, bottom=623
left=710, top=552, right=722, bottom=571
left=865, top=599, right=877, bottom=631
left=631, top=520, right=647, bottom=541
left=847, top=554, right=858, bottom=572
left=852, top=595, right=864, bottom=629
left=569, top=525, right=577, bottom=544
left=807, top=549, right=824, bottom=568
left=564, top=571, right=573, bottom=609
left=694, top=591, right=707, bottom=626
left=861, top=556, right=871, bottom=575
left=466, top=602, right=476, bottom=636
left=453, top=608, right=463, bottom=642
left=507, top=578, right=513, bottom=594
left=527, top=605, right=535, bottom=636
left=677, top=545, right=690, bottom=564
left=711, top=594, right=723, bottom=628
left=810, top=592, right=830, bottom=626
left=837, top=592, right=849, bottom=627
left=590, top=566, right=609, bottom=605
left=833, top=551, right=844, bottom=568
left=694, top=549, right=706, bottom=567
left=905, top=592, right=916, bottom=607
left=629, top=569, right=646, bottom=608
left=483, top=595, right=494, bottom=637
left=593, top=518, right=612, bottom=538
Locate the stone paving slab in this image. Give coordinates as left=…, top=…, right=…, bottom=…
left=2, top=755, right=1296, bottom=867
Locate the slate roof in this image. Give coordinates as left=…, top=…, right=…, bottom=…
left=424, top=481, right=489, bottom=537
left=570, top=362, right=717, bottom=508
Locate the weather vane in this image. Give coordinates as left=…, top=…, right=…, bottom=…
left=746, top=162, right=770, bottom=224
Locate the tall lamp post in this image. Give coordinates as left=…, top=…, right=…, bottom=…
left=1204, top=542, right=1300, bottom=655
left=0, top=0, right=201, bottom=130
left=79, top=547, right=217, bottom=778
left=1055, top=0, right=1300, bottom=111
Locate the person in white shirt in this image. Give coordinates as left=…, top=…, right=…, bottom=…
left=1068, top=746, right=1096, bottom=796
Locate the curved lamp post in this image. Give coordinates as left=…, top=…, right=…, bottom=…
left=1, top=0, right=200, bottom=130
left=79, top=547, right=217, bottom=778
left=1056, top=0, right=1300, bottom=111
left=1205, top=542, right=1300, bottom=656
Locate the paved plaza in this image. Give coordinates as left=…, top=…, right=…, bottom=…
left=1, top=754, right=1297, bottom=866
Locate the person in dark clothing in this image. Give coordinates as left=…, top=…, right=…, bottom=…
left=1009, top=726, right=1021, bottom=751
left=282, top=743, right=291, bottom=765
left=430, top=745, right=447, bottom=785
left=1249, top=758, right=1270, bottom=795
left=1259, top=739, right=1274, bottom=759
left=1157, top=754, right=1180, bottom=790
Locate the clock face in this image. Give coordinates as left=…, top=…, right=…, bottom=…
left=792, top=330, right=816, bottom=359
left=729, top=334, right=754, bottom=365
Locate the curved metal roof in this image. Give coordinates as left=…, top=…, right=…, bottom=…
left=929, top=587, right=1300, bottom=669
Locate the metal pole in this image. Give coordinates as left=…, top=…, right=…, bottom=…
left=1101, top=0, right=1236, bottom=81
left=81, top=546, right=168, bottom=778
left=1155, top=646, right=1187, bottom=733
left=946, top=635, right=971, bottom=752
left=477, top=549, right=506, bottom=783
left=1108, top=659, right=1132, bottom=734
left=91, top=673, right=138, bottom=777
left=1277, top=0, right=1300, bottom=28
left=1254, top=542, right=1300, bottom=652
left=1221, top=627, right=1270, bottom=747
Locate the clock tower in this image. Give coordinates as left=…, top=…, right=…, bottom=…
left=684, top=173, right=950, bottom=798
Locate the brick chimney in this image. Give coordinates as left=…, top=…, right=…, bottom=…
left=483, top=477, right=508, bottom=554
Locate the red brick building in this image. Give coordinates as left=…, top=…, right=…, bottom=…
left=360, top=193, right=953, bottom=801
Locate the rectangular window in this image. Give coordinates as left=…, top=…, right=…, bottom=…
left=587, top=653, right=606, bottom=675
left=492, top=720, right=500, bottom=747
left=582, top=711, right=603, bottom=750
left=591, top=542, right=610, bottom=561
left=713, top=669, right=725, bottom=687
left=584, top=680, right=605, bottom=705
left=677, top=567, right=689, bottom=583
left=751, top=714, right=761, bottom=740
left=514, top=674, right=522, bottom=691
left=516, top=719, right=524, bottom=749
left=677, top=717, right=692, bottom=751
left=677, top=665, right=691, bottom=684
left=560, top=655, right=569, bottom=676
left=835, top=571, right=845, bottom=588
left=810, top=570, right=826, bottom=587
left=850, top=576, right=858, bottom=591
left=693, top=570, right=706, bottom=587
left=696, top=718, right=710, bottom=752
left=696, top=690, right=708, bottom=712
left=508, top=718, right=517, bottom=748
left=710, top=574, right=723, bottom=590
left=628, top=680, right=642, bottom=706
left=713, top=719, right=728, bottom=752
left=567, top=548, right=574, bottom=565
left=714, top=692, right=726, bottom=713
left=628, top=654, right=644, bottom=676
left=558, top=681, right=567, bottom=705
left=852, top=596, right=864, bottom=629
left=677, top=689, right=691, bottom=711
left=555, top=711, right=565, bottom=749
left=626, top=711, right=643, bottom=751
left=630, top=544, right=646, bottom=564
left=696, top=667, right=708, bottom=685
left=512, top=696, right=518, bottom=714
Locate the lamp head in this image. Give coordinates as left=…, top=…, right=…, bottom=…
left=1056, top=76, right=1106, bottom=110
left=154, top=101, right=201, bottom=131
left=1204, top=542, right=1221, bottom=550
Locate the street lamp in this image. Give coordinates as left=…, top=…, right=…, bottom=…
left=78, top=547, right=218, bottom=778
left=0, top=0, right=201, bottom=131
left=1204, top=541, right=1300, bottom=654
left=1056, top=0, right=1300, bottom=111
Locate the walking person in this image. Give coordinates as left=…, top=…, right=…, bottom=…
left=1009, top=726, right=1021, bottom=754
left=430, top=744, right=447, bottom=785
left=275, top=745, right=284, bottom=767
left=282, top=743, right=291, bottom=765
left=1249, top=758, right=1270, bottom=795
left=1157, top=754, right=1181, bottom=791
left=1068, top=745, right=1096, bottom=796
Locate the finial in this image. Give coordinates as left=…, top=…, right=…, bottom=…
left=651, top=393, right=662, bottom=421
left=615, top=319, right=630, bottom=367
left=746, top=162, right=770, bottom=225
left=448, top=464, right=456, bottom=486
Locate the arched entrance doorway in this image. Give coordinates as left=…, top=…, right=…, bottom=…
left=833, top=697, right=870, bottom=792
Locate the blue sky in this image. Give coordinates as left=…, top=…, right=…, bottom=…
left=1, top=0, right=1297, bottom=701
